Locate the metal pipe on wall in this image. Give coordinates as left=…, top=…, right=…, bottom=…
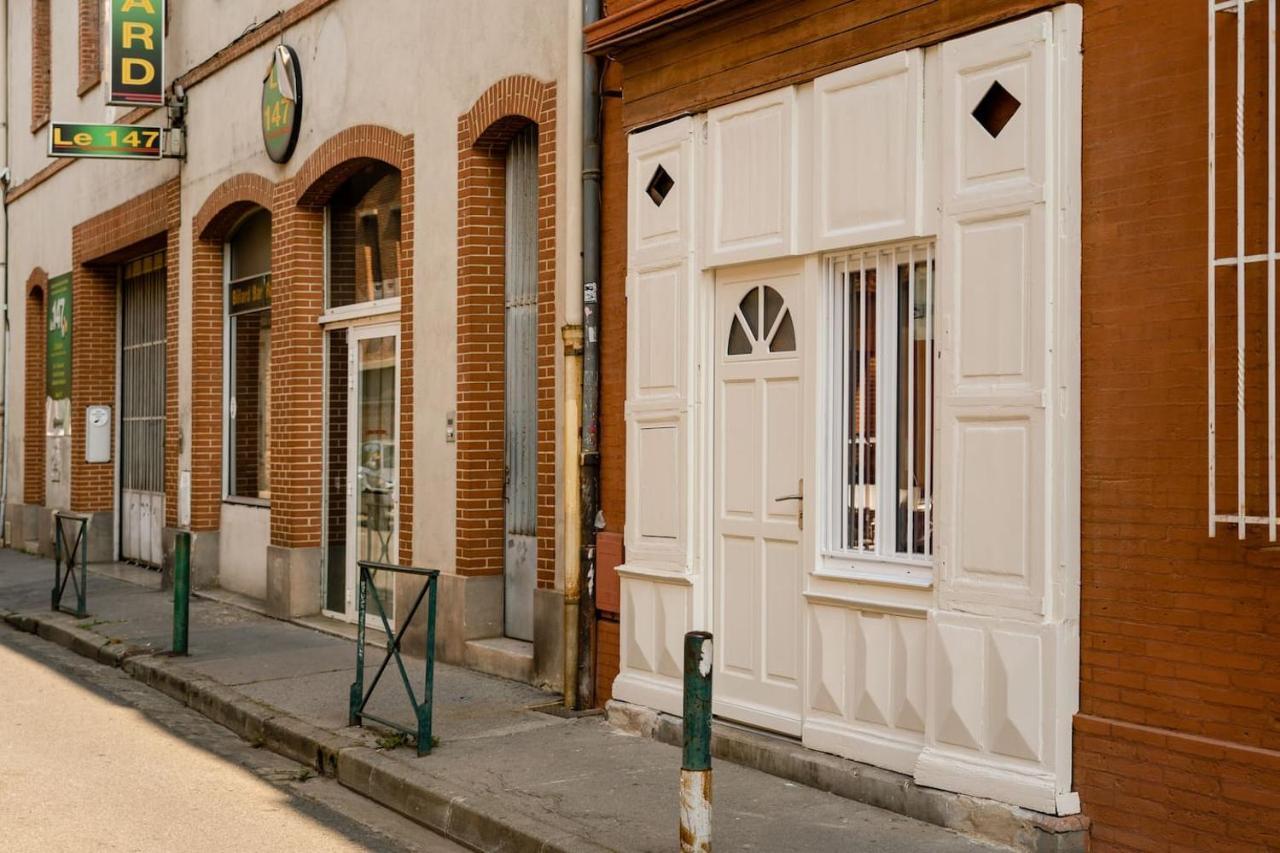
left=0, top=0, right=12, bottom=539
left=562, top=325, right=583, bottom=707
left=573, top=0, right=604, bottom=710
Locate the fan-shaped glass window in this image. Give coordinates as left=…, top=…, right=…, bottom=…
left=727, top=285, right=795, bottom=356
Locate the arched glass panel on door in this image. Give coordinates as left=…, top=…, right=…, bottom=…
left=727, top=285, right=796, bottom=356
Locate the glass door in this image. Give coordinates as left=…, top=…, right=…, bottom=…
left=334, top=322, right=398, bottom=623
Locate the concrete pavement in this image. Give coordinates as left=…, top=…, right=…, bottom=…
left=0, top=624, right=465, bottom=852
left=0, top=548, right=1003, bottom=852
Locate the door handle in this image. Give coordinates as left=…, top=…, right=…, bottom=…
left=773, top=478, right=804, bottom=530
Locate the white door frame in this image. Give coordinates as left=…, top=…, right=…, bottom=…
left=707, top=256, right=812, bottom=736
left=321, top=319, right=401, bottom=624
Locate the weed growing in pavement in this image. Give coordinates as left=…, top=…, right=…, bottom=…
left=375, top=732, right=407, bottom=750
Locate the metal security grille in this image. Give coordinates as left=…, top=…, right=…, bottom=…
left=1208, top=0, right=1279, bottom=538
left=505, top=124, right=539, bottom=537
left=504, top=123, right=539, bottom=641
left=826, top=243, right=934, bottom=561
left=120, top=252, right=166, bottom=564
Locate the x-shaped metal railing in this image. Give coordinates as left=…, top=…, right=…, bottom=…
left=348, top=560, right=440, bottom=756
left=52, top=512, right=89, bottom=618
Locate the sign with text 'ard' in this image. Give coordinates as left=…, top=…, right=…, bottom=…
left=108, top=0, right=165, bottom=107
left=48, top=123, right=164, bottom=160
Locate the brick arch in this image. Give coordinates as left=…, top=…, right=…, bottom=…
left=293, top=125, right=408, bottom=207
left=456, top=75, right=558, bottom=590
left=460, top=74, right=553, bottom=152
left=24, top=268, right=49, bottom=506
left=194, top=173, right=275, bottom=241
left=272, top=127, right=417, bottom=571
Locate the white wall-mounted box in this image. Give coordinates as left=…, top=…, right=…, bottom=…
left=85, top=405, right=111, bottom=463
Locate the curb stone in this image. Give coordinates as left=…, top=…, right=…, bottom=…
left=1, top=608, right=612, bottom=853
left=336, top=747, right=612, bottom=853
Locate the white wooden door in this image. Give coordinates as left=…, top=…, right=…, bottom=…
left=713, top=262, right=805, bottom=735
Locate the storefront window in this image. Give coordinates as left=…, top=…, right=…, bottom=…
left=326, top=164, right=402, bottom=309
left=227, top=209, right=272, bottom=501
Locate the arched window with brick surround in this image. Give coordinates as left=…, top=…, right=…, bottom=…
left=456, top=76, right=558, bottom=643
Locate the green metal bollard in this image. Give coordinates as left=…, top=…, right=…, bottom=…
left=51, top=519, right=63, bottom=613
left=172, top=531, right=191, bottom=655
left=680, top=630, right=713, bottom=853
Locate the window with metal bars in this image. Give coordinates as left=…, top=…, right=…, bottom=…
left=826, top=243, right=934, bottom=569
left=1208, top=0, right=1280, bottom=538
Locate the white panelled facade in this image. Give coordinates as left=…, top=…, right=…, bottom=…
left=617, top=8, right=1082, bottom=815
left=619, top=117, right=702, bottom=712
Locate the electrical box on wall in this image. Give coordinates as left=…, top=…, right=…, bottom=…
left=85, top=406, right=111, bottom=463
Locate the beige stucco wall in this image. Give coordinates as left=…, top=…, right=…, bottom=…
left=5, top=0, right=582, bottom=592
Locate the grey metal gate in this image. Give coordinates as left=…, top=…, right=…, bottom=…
left=120, top=252, right=166, bottom=566
left=504, top=124, right=538, bottom=641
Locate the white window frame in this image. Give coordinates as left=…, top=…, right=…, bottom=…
left=820, top=240, right=935, bottom=587
left=222, top=220, right=273, bottom=509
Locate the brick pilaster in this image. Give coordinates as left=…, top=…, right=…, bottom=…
left=24, top=270, right=49, bottom=507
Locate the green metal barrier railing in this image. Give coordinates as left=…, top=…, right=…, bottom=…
left=52, top=512, right=89, bottom=618
left=348, top=560, right=440, bottom=757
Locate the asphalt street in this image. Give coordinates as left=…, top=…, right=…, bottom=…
left=0, top=625, right=466, bottom=852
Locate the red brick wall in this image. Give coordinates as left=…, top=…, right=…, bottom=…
left=24, top=270, right=49, bottom=507
left=78, top=0, right=101, bottom=96
left=69, top=181, right=179, bottom=516
left=1076, top=1, right=1280, bottom=849
left=31, top=0, right=49, bottom=132
left=456, top=76, right=559, bottom=587
left=595, top=59, right=629, bottom=702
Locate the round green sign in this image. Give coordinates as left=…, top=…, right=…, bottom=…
left=262, top=45, right=303, bottom=164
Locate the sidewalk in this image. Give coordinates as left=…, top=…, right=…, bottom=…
left=0, top=548, right=999, bottom=852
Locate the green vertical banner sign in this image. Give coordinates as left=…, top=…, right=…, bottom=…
left=107, top=0, right=165, bottom=107
left=46, top=274, right=72, bottom=401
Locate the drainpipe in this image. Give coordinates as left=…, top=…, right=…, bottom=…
left=562, top=325, right=583, bottom=707
left=0, top=0, right=12, bottom=540
left=574, top=0, right=604, bottom=710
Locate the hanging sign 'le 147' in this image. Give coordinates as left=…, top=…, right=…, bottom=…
left=108, top=0, right=165, bottom=107
left=48, top=123, right=164, bottom=160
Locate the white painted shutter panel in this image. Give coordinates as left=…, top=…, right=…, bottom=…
left=935, top=13, right=1056, bottom=619
left=626, top=117, right=698, bottom=571
left=704, top=88, right=799, bottom=266
left=812, top=50, right=926, bottom=249
left=921, top=11, right=1081, bottom=814
left=616, top=118, right=702, bottom=711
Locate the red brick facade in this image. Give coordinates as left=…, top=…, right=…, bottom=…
left=1074, top=2, right=1280, bottom=849
left=590, top=0, right=1280, bottom=847
left=78, top=0, right=101, bottom=96
left=31, top=0, right=49, bottom=132
left=24, top=269, right=49, bottom=507
left=69, top=180, right=180, bottom=517
left=455, top=75, right=559, bottom=588
left=595, top=59, right=629, bottom=703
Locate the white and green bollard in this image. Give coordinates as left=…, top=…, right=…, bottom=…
left=680, top=631, right=713, bottom=853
